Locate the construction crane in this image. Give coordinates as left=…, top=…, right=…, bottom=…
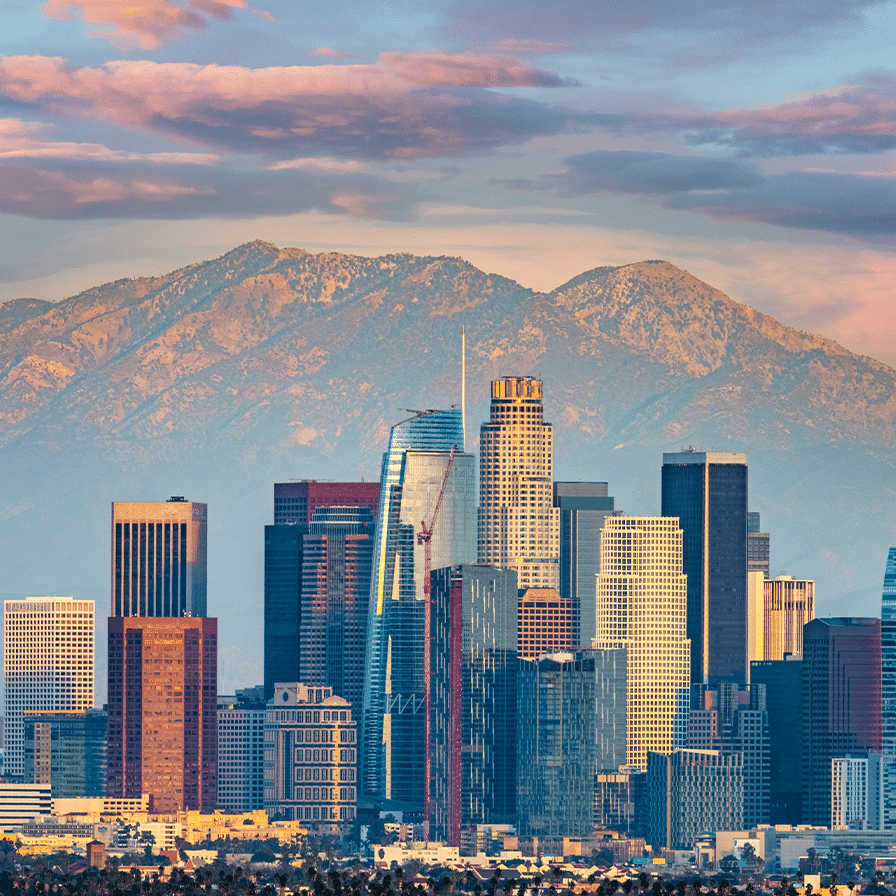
left=417, top=443, right=457, bottom=835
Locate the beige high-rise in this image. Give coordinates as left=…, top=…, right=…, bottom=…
left=747, top=573, right=815, bottom=664
left=595, top=517, right=690, bottom=770
left=478, top=376, right=559, bottom=590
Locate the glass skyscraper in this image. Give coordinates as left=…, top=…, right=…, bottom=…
left=661, top=451, right=748, bottom=685
left=879, top=547, right=896, bottom=827
left=360, top=408, right=475, bottom=803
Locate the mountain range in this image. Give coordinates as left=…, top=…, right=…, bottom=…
left=1, top=240, right=894, bottom=693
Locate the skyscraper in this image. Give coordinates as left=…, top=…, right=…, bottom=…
left=479, top=376, right=559, bottom=590
left=517, top=588, right=572, bottom=661
left=361, top=408, right=475, bottom=802
left=661, top=451, right=748, bottom=685
left=3, top=597, right=95, bottom=780
left=595, top=516, right=690, bottom=770
left=748, top=511, right=770, bottom=577
left=802, top=618, right=882, bottom=827
left=879, top=547, right=896, bottom=828
left=264, top=523, right=307, bottom=700
left=112, top=498, right=207, bottom=617
left=299, top=506, right=375, bottom=710
left=748, top=574, right=815, bottom=664
left=429, top=564, right=518, bottom=845
left=273, top=481, right=380, bottom=525
left=218, top=688, right=266, bottom=812
left=553, top=481, right=618, bottom=647
left=106, top=616, right=217, bottom=813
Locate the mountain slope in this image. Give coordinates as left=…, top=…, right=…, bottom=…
left=1, top=242, right=893, bottom=693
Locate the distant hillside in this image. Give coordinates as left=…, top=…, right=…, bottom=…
left=1, top=241, right=893, bottom=693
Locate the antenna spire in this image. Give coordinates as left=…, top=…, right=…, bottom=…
left=461, top=325, right=466, bottom=452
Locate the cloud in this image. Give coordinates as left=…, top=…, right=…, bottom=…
left=687, top=73, right=896, bottom=157
left=0, top=157, right=422, bottom=221
left=0, top=117, right=218, bottom=164
left=311, top=48, right=354, bottom=59
left=0, top=54, right=579, bottom=160
left=668, top=171, right=896, bottom=237
left=555, top=149, right=761, bottom=195
left=446, top=0, right=881, bottom=53
left=551, top=149, right=896, bottom=238
left=41, top=0, right=251, bottom=49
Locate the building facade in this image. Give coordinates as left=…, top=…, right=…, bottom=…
left=361, top=408, right=475, bottom=802
left=517, top=588, right=572, bottom=661
left=748, top=511, right=770, bottom=577
left=273, top=481, right=380, bottom=526
left=3, top=596, right=95, bottom=780
left=595, top=516, right=690, bottom=770
left=517, top=651, right=624, bottom=839
left=751, top=656, right=804, bottom=824
left=831, top=756, right=871, bottom=829
left=429, top=565, right=518, bottom=845
left=749, top=574, right=815, bottom=664
left=218, top=692, right=266, bottom=812
left=107, top=616, right=217, bottom=813
left=112, top=498, right=207, bottom=617
left=661, top=451, right=748, bottom=685
left=478, top=376, right=559, bottom=590
left=553, top=481, right=618, bottom=647
left=881, top=548, right=896, bottom=828
left=264, top=683, right=357, bottom=825
left=23, top=709, right=106, bottom=798
left=299, top=506, right=375, bottom=710
left=646, top=749, right=744, bottom=850
left=802, top=618, right=882, bottom=827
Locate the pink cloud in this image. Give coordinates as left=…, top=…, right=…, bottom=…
left=41, top=0, right=249, bottom=49
left=0, top=54, right=577, bottom=159
left=311, top=48, right=353, bottom=59
left=0, top=117, right=218, bottom=163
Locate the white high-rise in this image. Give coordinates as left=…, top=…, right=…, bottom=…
left=3, top=597, right=95, bottom=779
left=595, top=517, right=690, bottom=770
left=478, top=376, right=559, bottom=590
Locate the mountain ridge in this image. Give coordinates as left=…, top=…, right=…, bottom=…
left=1, top=241, right=893, bottom=693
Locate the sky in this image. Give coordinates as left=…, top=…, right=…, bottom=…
left=1, top=0, right=895, bottom=367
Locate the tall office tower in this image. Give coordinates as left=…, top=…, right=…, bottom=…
left=517, top=588, right=572, bottom=660
left=479, top=376, right=560, bottom=590
left=516, top=649, right=626, bottom=839
left=3, top=597, right=95, bottom=780
left=218, top=690, right=266, bottom=812
left=802, top=618, right=882, bottom=827
left=749, top=574, right=815, bottom=665
left=361, top=408, right=475, bottom=803
left=595, top=768, right=647, bottom=837
left=107, top=616, right=217, bottom=813
left=687, top=683, right=769, bottom=827
left=23, top=709, right=106, bottom=798
left=646, top=749, right=743, bottom=850
left=553, top=482, right=618, bottom=647
left=595, top=517, right=690, bottom=770
left=299, top=507, right=375, bottom=711
left=748, top=511, right=770, bottom=577
left=264, top=683, right=357, bottom=824
left=881, top=548, right=896, bottom=828
left=264, top=523, right=308, bottom=700
left=751, top=656, right=803, bottom=824
left=429, top=565, right=518, bottom=846
left=661, top=451, right=748, bottom=685
left=273, top=481, right=380, bottom=525
left=112, top=498, right=207, bottom=617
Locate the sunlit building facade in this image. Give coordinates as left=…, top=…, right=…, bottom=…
left=748, top=574, right=815, bottom=664
left=517, top=588, right=572, bottom=661
left=3, top=597, right=95, bottom=781
left=879, top=548, right=896, bottom=828
left=478, top=376, right=559, bottom=590
left=112, top=498, right=207, bottom=618
left=595, top=516, right=690, bottom=770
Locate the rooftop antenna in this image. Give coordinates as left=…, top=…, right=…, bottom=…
left=461, top=325, right=466, bottom=452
